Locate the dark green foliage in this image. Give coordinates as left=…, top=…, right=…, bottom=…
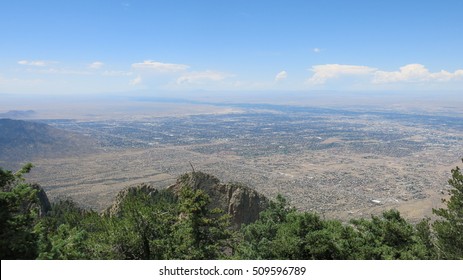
left=102, top=189, right=179, bottom=259
left=3, top=161, right=463, bottom=260
left=237, top=196, right=362, bottom=260
left=0, top=167, right=16, bottom=191
left=0, top=162, right=33, bottom=191
left=350, top=210, right=433, bottom=259
left=46, top=199, right=87, bottom=228
left=36, top=223, right=91, bottom=260
left=35, top=199, right=97, bottom=259
left=415, top=218, right=438, bottom=259
left=236, top=195, right=295, bottom=259
left=35, top=182, right=232, bottom=260
left=36, top=188, right=180, bottom=260
left=237, top=198, right=436, bottom=260
left=171, top=181, right=231, bottom=259
left=432, top=159, right=463, bottom=259
left=0, top=163, right=39, bottom=259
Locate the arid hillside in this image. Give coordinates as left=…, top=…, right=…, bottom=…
left=0, top=118, right=98, bottom=169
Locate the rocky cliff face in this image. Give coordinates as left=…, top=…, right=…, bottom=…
left=31, top=183, right=51, bottom=217
left=168, top=172, right=268, bottom=227
left=105, top=183, right=160, bottom=217
left=106, top=172, right=269, bottom=227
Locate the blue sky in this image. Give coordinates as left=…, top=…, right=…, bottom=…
left=1, top=0, right=462, bottom=95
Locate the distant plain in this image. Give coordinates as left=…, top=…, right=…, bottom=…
left=1, top=91, right=462, bottom=222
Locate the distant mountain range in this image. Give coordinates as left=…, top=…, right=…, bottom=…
left=0, top=110, right=37, bottom=119
left=0, top=118, right=98, bottom=169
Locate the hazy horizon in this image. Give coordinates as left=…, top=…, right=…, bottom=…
left=2, top=89, right=462, bottom=121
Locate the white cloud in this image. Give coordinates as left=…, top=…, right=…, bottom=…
left=129, top=76, right=142, bottom=85
left=176, top=70, right=227, bottom=84
left=131, top=60, right=189, bottom=72
left=102, top=70, right=133, bottom=76
left=26, top=68, right=91, bottom=75
left=307, top=64, right=377, bottom=85
left=275, top=70, right=287, bottom=81
left=17, top=60, right=51, bottom=67
left=313, top=48, right=321, bottom=53
left=89, top=61, right=104, bottom=69
left=373, top=64, right=463, bottom=83
left=306, top=63, right=463, bottom=87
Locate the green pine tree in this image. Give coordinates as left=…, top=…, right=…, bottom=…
left=172, top=181, right=231, bottom=259
left=433, top=158, right=463, bottom=259
left=0, top=163, right=39, bottom=259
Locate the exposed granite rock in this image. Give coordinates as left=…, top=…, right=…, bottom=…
left=30, top=183, right=51, bottom=217
left=105, top=183, right=159, bottom=216
left=105, top=172, right=269, bottom=227
left=168, top=172, right=268, bottom=227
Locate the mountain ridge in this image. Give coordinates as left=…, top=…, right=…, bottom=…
left=106, top=171, right=269, bottom=228
left=0, top=118, right=98, bottom=169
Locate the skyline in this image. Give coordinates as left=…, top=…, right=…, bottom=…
left=1, top=0, right=462, bottom=95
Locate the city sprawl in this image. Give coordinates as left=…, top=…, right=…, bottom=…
left=28, top=104, right=463, bottom=221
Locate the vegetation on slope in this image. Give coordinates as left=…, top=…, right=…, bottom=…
left=1, top=159, right=462, bottom=260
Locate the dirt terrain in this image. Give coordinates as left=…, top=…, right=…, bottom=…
left=17, top=102, right=461, bottom=222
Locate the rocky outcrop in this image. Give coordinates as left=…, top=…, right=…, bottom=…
left=30, top=183, right=51, bottom=217
left=105, top=172, right=269, bottom=227
left=168, top=172, right=268, bottom=227
left=105, top=183, right=159, bottom=216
